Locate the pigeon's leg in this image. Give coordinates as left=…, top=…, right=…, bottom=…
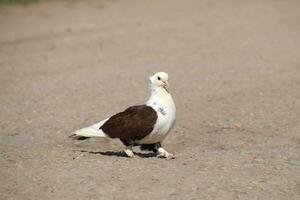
left=140, top=142, right=161, bottom=153
left=140, top=142, right=174, bottom=159
left=157, top=147, right=175, bottom=160
left=120, top=140, right=135, bottom=158
left=124, top=145, right=135, bottom=158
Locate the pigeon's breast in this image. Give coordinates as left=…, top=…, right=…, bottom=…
left=139, top=94, right=176, bottom=144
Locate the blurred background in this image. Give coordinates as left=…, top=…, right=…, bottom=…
left=0, top=0, right=299, bottom=199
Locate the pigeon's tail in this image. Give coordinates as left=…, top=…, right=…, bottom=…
left=70, top=118, right=109, bottom=140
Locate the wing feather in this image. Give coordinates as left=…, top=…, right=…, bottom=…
left=100, top=105, right=157, bottom=141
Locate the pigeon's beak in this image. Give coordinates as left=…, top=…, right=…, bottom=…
left=162, top=81, right=169, bottom=87
left=162, top=81, right=170, bottom=93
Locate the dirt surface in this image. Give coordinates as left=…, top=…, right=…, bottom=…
left=0, top=0, right=299, bottom=199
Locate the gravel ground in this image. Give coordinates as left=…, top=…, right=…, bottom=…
left=0, top=0, right=299, bottom=199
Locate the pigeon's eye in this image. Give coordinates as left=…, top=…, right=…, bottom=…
left=157, top=76, right=161, bottom=80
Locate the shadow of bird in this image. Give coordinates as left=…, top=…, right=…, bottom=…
left=72, top=149, right=157, bottom=158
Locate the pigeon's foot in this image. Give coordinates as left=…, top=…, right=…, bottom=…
left=157, top=147, right=175, bottom=160
left=124, top=147, right=135, bottom=158
left=157, top=153, right=175, bottom=160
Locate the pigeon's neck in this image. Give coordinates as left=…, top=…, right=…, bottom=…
left=150, top=86, right=169, bottom=96
left=149, top=84, right=169, bottom=93
left=147, top=86, right=174, bottom=107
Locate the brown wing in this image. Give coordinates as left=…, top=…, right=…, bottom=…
left=100, top=105, right=157, bottom=141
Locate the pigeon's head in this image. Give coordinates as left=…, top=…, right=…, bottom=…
left=149, top=72, right=169, bottom=89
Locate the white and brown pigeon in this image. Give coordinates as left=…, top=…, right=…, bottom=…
left=70, top=72, right=176, bottom=159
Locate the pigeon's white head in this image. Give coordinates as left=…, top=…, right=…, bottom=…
left=149, top=72, right=169, bottom=89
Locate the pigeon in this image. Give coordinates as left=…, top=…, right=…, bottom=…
left=70, top=72, right=176, bottom=159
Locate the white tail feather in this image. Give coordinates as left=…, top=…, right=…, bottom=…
left=73, top=118, right=109, bottom=138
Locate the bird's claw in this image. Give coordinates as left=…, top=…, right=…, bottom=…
left=124, top=149, right=135, bottom=158
left=157, top=152, right=175, bottom=160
